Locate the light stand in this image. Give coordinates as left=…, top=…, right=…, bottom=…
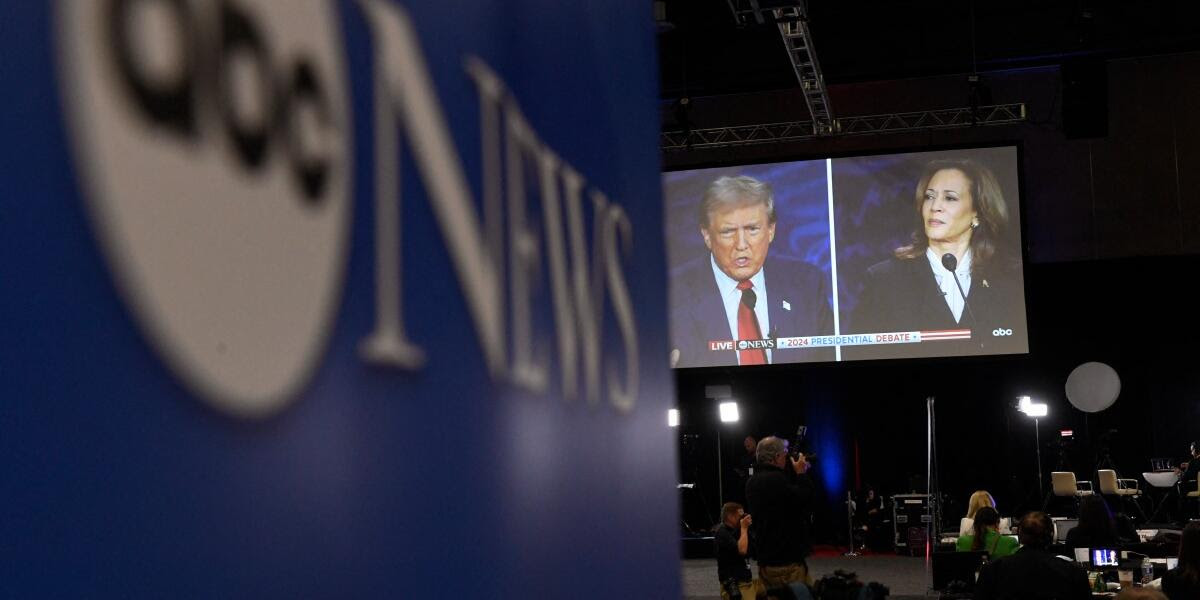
left=717, top=428, right=724, bottom=505
left=1019, top=396, right=1049, bottom=503
left=717, top=401, right=740, bottom=508
left=845, top=491, right=859, bottom=557
left=925, top=396, right=939, bottom=571
left=1034, top=417, right=1043, bottom=501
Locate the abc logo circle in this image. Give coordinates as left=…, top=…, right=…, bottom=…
left=992, top=328, right=1014, bottom=337
left=58, top=0, right=352, bottom=417
left=737, top=340, right=748, bottom=350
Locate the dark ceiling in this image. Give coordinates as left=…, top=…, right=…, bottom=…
left=658, top=0, right=1200, bottom=99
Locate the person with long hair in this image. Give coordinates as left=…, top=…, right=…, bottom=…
left=956, top=506, right=1018, bottom=558
left=1162, top=522, right=1200, bottom=600
left=959, top=490, right=1012, bottom=536
left=847, top=158, right=1025, bottom=360
left=1065, top=496, right=1120, bottom=550
left=966, top=490, right=996, bottom=519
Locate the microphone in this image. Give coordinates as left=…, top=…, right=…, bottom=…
left=939, top=252, right=957, bottom=271
left=941, top=253, right=982, bottom=348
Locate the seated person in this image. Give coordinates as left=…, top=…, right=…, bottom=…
left=854, top=485, right=884, bottom=526
left=1172, top=440, right=1199, bottom=488
left=1065, top=496, right=1121, bottom=550
left=1162, top=522, right=1200, bottom=600
left=715, top=502, right=763, bottom=600
left=959, top=490, right=1012, bottom=536
left=956, top=506, right=1018, bottom=558
left=855, top=485, right=889, bottom=551
left=974, top=511, right=1090, bottom=600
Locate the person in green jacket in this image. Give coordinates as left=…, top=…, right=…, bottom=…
left=957, top=506, right=1019, bottom=558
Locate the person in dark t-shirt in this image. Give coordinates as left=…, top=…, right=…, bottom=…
left=715, top=502, right=762, bottom=600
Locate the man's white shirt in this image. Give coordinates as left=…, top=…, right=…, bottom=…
left=925, top=247, right=972, bottom=324
left=710, top=254, right=771, bottom=364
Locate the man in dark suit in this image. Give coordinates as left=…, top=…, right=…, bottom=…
left=670, top=175, right=832, bottom=368
left=974, top=511, right=1091, bottom=600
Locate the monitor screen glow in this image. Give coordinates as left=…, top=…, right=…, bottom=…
left=664, top=146, right=1028, bottom=368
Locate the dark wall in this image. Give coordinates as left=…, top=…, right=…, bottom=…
left=664, top=52, right=1200, bottom=263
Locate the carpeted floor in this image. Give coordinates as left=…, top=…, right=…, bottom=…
left=682, top=550, right=937, bottom=600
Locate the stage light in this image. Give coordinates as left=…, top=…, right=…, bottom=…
left=1017, top=396, right=1046, bottom=417
left=667, top=409, right=679, bottom=428
left=1022, top=403, right=1051, bottom=417
left=719, top=401, right=739, bottom=423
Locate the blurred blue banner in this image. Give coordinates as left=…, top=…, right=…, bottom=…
left=0, top=1, right=677, bottom=596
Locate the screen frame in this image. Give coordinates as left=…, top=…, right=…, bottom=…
left=662, top=139, right=1033, bottom=372
left=1091, top=548, right=1119, bottom=567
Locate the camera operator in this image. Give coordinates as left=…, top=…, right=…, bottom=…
left=716, top=502, right=762, bottom=600
left=745, top=436, right=815, bottom=589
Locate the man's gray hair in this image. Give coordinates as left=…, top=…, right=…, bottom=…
left=698, top=175, right=776, bottom=229
left=756, top=436, right=786, bottom=465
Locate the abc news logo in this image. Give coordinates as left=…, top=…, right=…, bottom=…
left=709, top=339, right=776, bottom=351
left=992, top=328, right=1014, bottom=337
left=59, top=0, right=642, bottom=418
left=107, top=0, right=337, bottom=201
left=59, top=0, right=351, bottom=416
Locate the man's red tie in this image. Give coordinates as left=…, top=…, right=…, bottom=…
left=735, top=280, right=767, bottom=365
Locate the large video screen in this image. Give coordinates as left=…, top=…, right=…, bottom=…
left=665, top=146, right=1027, bottom=368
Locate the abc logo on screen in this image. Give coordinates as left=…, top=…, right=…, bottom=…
left=992, top=328, right=1014, bottom=337
left=58, top=0, right=352, bottom=417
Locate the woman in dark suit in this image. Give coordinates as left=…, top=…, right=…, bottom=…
left=847, top=158, right=1024, bottom=360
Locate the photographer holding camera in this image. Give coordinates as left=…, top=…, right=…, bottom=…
left=745, top=436, right=815, bottom=590
left=716, top=502, right=762, bottom=600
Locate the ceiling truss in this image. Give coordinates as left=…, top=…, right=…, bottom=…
left=726, top=0, right=834, bottom=134
left=661, top=103, right=1027, bottom=151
